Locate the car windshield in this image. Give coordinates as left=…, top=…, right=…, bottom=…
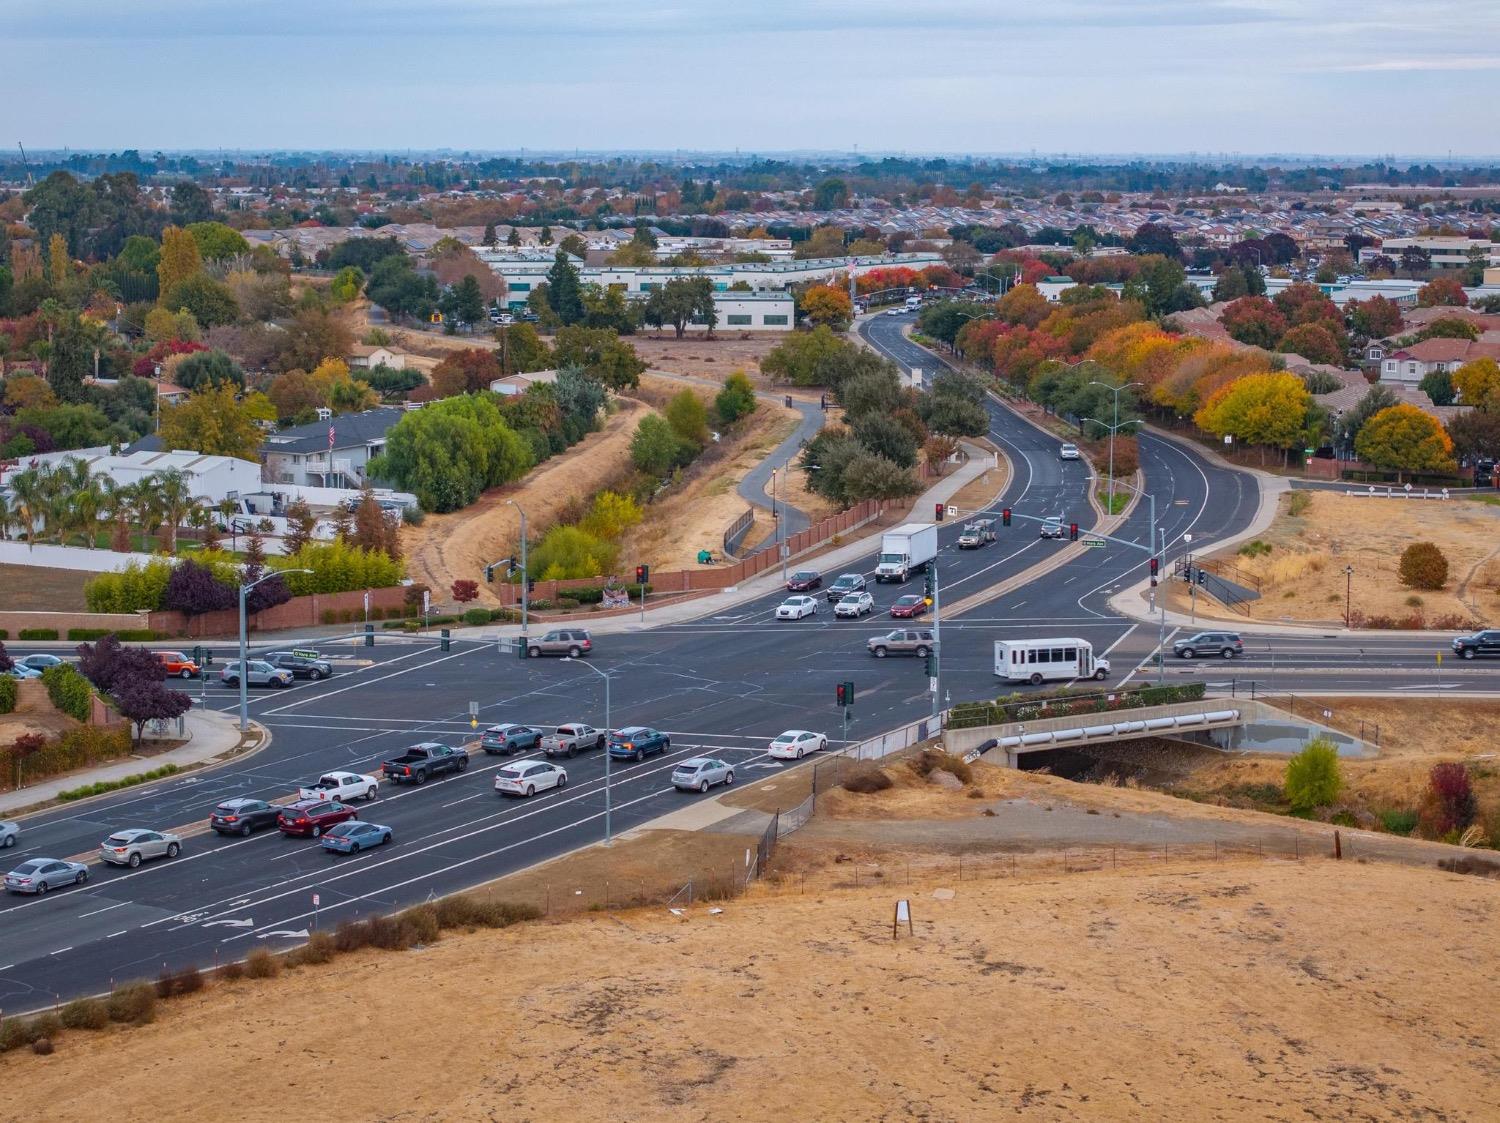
left=793, top=572, right=816, bottom=581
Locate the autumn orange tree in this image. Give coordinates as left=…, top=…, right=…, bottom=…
left=1194, top=370, right=1311, bottom=463
left=1355, top=403, right=1457, bottom=477
left=800, top=284, right=853, bottom=330
left=1417, top=277, right=1469, bottom=308
left=1452, top=357, right=1500, bottom=410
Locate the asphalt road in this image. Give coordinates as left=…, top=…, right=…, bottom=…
left=0, top=317, right=1478, bottom=1007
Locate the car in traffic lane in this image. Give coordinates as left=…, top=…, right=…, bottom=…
left=297, top=771, right=379, bottom=803
left=153, top=651, right=200, bottom=678
left=494, top=760, right=568, bottom=797
left=262, top=650, right=334, bottom=679
left=867, top=629, right=935, bottom=658
left=785, top=570, right=822, bottom=592
left=1040, top=518, right=1066, bottom=540
left=321, top=821, right=392, bottom=854
left=1172, top=632, right=1243, bottom=659
left=220, top=660, right=294, bottom=688
left=825, top=573, right=866, bottom=602
left=17, top=654, right=64, bottom=673
left=481, top=723, right=544, bottom=755
left=834, top=592, right=875, bottom=618
left=0, top=820, right=17, bottom=848
left=768, top=730, right=827, bottom=760
left=99, top=828, right=183, bottom=867
left=5, top=858, right=88, bottom=895
left=608, top=726, right=670, bottom=762
left=889, top=594, right=927, bottom=619
left=210, top=798, right=281, bottom=837
left=1059, top=443, right=1081, bottom=460
left=277, top=799, right=359, bottom=838
left=526, top=629, right=593, bottom=658
left=776, top=595, right=818, bottom=620
left=671, top=758, right=734, bottom=792
left=1451, top=629, right=1500, bottom=659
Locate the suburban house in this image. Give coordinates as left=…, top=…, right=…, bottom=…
left=0, top=449, right=262, bottom=506
left=347, top=345, right=407, bottom=370
left=489, top=369, right=559, bottom=396
left=260, top=406, right=405, bottom=488
left=1380, top=339, right=1500, bottom=387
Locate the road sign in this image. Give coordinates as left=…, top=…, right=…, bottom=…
left=468, top=701, right=479, bottom=717
left=312, top=894, right=320, bottom=907
left=1083, top=538, right=1106, bottom=548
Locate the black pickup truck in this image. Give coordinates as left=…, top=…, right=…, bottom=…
left=380, top=742, right=470, bottom=785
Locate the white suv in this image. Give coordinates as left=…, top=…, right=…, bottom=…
left=1059, top=443, right=1081, bottom=460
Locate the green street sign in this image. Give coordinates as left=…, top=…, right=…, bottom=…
left=1083, top=538, right=1106, bottom=548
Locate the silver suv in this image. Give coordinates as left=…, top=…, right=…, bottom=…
left=867, top=629, right=935, bottom=659
left=219, top=660, right=293, bottom=688
left=957, top=519, right=995, bottom=548
left=526, top=629, right=593, bottom=658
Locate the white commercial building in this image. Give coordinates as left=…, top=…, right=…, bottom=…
left=1359, top=237, right=1499, bottom=271
left=475, top=251, right=944, bottom=311
left=0, top=449, right=262, bottom=505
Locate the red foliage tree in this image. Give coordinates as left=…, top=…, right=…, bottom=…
left=1219, top=296, right=1287, bottom=349
left=452, top=579, right=480, bottom=604
left=1417, top=277, right=1469, bottom=308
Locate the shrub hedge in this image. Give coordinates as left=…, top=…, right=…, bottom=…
left=66, top=628, right=162, bottom=642
left=41, top=663, right=94, bottom=722
left=17, top=628, right=58, bottom=641
left=948, top=682, right=1207, bottom=729
left=56, top=761, right=177, bottom=802
left=0, top=676, right=15, bottom=715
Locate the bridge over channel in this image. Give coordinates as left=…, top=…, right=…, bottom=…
left=943, top=698, right=1373, bottom=768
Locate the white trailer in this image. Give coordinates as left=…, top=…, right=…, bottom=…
left=874, top=522, right=939, bottom=583
left=994, top=638, right=1110, bottom=684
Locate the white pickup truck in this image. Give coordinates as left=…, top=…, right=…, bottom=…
left=298, top=771, right=379, bottom=803
left=541, top=723, right=607, bottom=759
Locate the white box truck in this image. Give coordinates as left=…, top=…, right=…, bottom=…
left=874, top=523, right=939, bottom=583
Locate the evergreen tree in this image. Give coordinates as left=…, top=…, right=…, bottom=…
left=545, top=249, right=586, bottom=325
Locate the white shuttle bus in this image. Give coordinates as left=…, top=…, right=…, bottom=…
left=994, top=638, right=1110, bottom=684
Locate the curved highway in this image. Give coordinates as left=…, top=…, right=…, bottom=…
left=0, top=314, right=1483, bottom=1008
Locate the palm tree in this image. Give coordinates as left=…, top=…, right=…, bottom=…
left=152, top=469, right=195, bottom=555
left=0, top=492, right=13, bottom=541
left=129, top=481, right=163, bottom=551
left=49, top=459, right=93, bottom=546
left=70, top=475, right=106, bottom=549
left=7, top=466, right=51, bottom=549
left=98, top=477, right=132, bottom=552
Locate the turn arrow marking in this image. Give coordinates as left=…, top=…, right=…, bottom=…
left=256, top=929, right=310, bottom=939
left=203, top=918, right=254, bottom=929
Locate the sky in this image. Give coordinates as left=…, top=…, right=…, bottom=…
left=10, top=0, right=1500, bottom=157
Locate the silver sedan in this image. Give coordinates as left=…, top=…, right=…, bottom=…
left=5, top=857, right=88, bottom=894
left=99, top=828, right=184, bottom=868
left=0, top=820, right=17, bottom=848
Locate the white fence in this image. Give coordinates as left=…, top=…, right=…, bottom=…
left=0, top=539, right=173, bottom=574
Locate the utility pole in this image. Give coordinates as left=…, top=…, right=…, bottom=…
left=507, top=500, right=528, bottom=636
left=930, top=560, right=941, bottom=725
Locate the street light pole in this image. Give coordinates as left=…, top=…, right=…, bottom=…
left=507, top=500, right=528, bottom=636
left=1344, top=565, right=1353, bottom=628
left=1087, top=380, right=1143, bottom=508
left=236, top=569, right=311, bottom=733
left=773, top=466, right=787, bottom=583
left=562, top=657, right=611, bottom=844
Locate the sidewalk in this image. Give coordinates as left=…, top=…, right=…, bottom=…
left=0, top=707, right=263, bottom=818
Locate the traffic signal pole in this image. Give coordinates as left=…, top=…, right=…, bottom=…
left=930, top=560, right=941, bottom=725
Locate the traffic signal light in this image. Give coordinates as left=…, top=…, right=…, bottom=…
left=935, top=502, right=945, bottom=522
left=635, top=564, right=649, bottom=585
left=1069, top=522, right=1079, bottom=541
left=836, top=681, right=854, bottom=707
left=1149, top=556, right=1159, bottom=587
left=923, top=568, right=935, bottom=601
left=1196, top=567, right=1207, bottom=586
left=1002, top=508, right=1011, bottom=527
left=924, top=648, right=937, bottom=677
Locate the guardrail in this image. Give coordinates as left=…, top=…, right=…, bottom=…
left=722, top=507, right=756, bottom=559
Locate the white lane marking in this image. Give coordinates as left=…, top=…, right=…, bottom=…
left=256, top=646, right=481, bottom=717
left=78, top=901, right=128, bottom=918
left=50, top=946, right=73, bottom=955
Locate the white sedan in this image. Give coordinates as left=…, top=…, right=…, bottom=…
left=1059, top=443, right=1081, bottom=460
left=834, top=591, right=875, bottom=618
left=775, top=596, right=819, bottom=620
left=494, top=760, right=568, bottom=798
left=768, top=730, right=828, bottom=760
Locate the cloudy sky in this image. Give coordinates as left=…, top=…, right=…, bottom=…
left=11, top=0, right=1500, bottom=156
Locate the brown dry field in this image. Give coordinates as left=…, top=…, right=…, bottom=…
left=399, top=398, right=647, bottom=606
left=631, top=331, right=786, bottom=387
left=6, top=858, right=1497, bottom=1123
left=1201, top=490, right=1500, bottom=625
left=0, top=563, right=90, bottom=611
left=0, top=680, right=79, bottom=750
left=1177, top=696, right=1500, bottom=820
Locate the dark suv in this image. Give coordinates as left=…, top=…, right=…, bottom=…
left=825, top=573, right=866, bottom=602
left=263, top=650, right=334, bottom=680
left=1172, top=631, right=1243, bottom=659
left=209, top=798, right=281, bottom=837
left=1451, top=630, right=1500, bottom=659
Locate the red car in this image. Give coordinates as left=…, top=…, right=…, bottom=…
left=889, top=594, right=928, bottom=618
left=277, top=799, right=358, bottom=838
left=785, top=570, right=822, bottom=592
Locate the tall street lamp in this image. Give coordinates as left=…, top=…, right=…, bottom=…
left=507, top=499, right=529, bottom=635
left=237, top=569, right=312, bottom=732
left=1086, top=379, right=1143, bottom=509
left=561, top=657, right=612, bottom=844
left=1344, top=565, right=1354, bottom=628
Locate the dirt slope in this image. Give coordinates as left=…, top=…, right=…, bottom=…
left=400, top=398, right=646, bottom=606
left=5, top=859, right=1496, bottom=1122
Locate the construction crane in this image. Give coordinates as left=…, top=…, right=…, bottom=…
left=16, top=141, right=34, bottom=187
